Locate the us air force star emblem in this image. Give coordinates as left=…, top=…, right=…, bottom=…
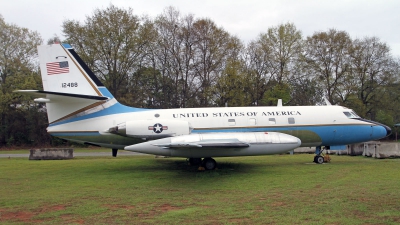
left=153, top=123, right=163, bottom=133
left=148, top=123, right=168, bottom=133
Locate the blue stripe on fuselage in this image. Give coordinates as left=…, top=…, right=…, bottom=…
left=51, top=124, right=386, bottom=146
left=49, top=102, right=152, bottom=127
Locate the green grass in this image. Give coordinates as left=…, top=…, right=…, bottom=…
left=1, top=154, right=399, bottom=224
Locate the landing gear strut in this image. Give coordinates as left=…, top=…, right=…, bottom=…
left=313, top=146, right=329, bottom=164
left=187, top=157, right=217, bottom=170
left=112, top=148, right=118, bottom=157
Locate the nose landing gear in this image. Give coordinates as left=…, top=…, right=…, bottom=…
left=314, top=146, right=330, bottom=164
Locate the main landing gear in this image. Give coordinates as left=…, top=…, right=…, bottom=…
left=187, top=157, right=217, bottom=170
left=313, top=146, right=330, bottom=164
left=112, top=148, right=118, bottom=157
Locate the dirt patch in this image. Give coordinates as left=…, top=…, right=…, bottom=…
left=157, top=203, right=181, bottom=212
left=37, top=204, right=67, bottom=213
left=61, top=214, right=85, bottom=224
left=130, top=203, right=183, bottom=219
left=0, top=211, right=34, bottom=222
left=0, top=204, right=69, bottom=223
left=103, top=204, right=136, bottom=210
left=229, top=218, right=251, bottom=224
left=270, top=201, right=286, bottom=207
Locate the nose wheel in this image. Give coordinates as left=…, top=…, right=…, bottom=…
left=314, top=146, right=330, bottom=164
left=314, top=155, right=325, bottom=164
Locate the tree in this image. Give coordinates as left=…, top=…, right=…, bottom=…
left=0, top=14, right=45, bottom=146
left=191, top=18, right=239, bottom=107
left=303, top=29, right=352, bottom=105
left=63, top=4, right=149, bottom=104
left=245, top=23, right=302, bottom=105
left=259, top=23, right=303, bottom=83
left=213, top=59, right=252, bottom=107
left=47, top=34, right=61, bottom=45
left=150, top=7, right=242, bottom=108
left=348, top=37, right=398, bottom=119
left=151, top=7, right=196, bottom=108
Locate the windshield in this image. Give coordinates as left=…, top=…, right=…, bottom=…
left=343, top=111, right=361, bottom=118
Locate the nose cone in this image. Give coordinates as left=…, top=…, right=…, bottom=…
left=384, top=125, right=392, bottom=137
left=372, top=125, right=392, bottom=140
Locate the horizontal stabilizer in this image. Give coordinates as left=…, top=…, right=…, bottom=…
left=14, top=90, right=108, bottom=102
left=14, top=90, right=109, bottom=123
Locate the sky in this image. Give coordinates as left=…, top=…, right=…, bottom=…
left=1, top=0, right=400, bottom=57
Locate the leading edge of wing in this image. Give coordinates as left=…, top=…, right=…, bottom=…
left=14, top=90, right=109, bottom=102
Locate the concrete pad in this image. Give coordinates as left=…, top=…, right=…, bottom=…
left=29, top=148, right=73, bottom=160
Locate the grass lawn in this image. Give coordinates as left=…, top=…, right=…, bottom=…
left=0, top=154, right=399, bottom=224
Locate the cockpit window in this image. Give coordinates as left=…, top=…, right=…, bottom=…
left=350, top=111, right=360, bottom=118
left=343, top=111, right=360, bottom=118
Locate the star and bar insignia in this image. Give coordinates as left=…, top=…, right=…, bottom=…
left=148, top=123, right=168, bottom=133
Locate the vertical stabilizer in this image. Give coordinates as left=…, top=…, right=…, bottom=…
left=38, top=43, right=104, bottom=96
left=37, top=43, right=115, bottom=123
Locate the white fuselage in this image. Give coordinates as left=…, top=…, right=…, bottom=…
left=47, top=103, right=388, bottom=152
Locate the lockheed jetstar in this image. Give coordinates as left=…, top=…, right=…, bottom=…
left=16, top=44, right=391, bottom=170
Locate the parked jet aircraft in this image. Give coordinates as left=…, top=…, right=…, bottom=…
left=16, top=43, right=391, bottom=170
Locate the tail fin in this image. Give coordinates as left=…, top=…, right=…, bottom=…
left=39, top=43, right=111, bottom=97
left=17, top=43, right=116, bottom=123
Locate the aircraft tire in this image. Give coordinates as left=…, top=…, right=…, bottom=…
left=203, top=158, right=217, bottom=170
left=315, top=156, right=324, bottom=164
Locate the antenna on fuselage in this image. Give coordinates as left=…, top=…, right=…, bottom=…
left=277, top=99, right=283, bottom=107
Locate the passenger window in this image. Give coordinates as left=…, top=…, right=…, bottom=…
left=228, top=119, right=236, bottom=126
left=288, top=117, right=295, bottom=124
left=269, top=118, right=276, bottom=125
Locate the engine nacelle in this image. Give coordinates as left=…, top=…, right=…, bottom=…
left=109, top=119, right=192, bottom=139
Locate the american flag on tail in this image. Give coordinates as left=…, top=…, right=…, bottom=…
left=46, top=61, right=69, bottom=75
